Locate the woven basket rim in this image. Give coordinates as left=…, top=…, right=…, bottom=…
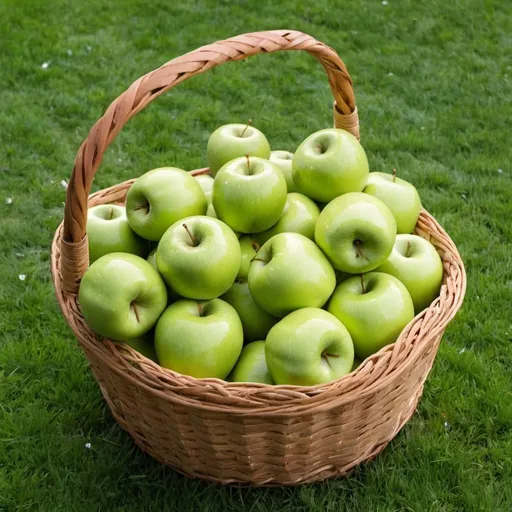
left=51, top=176, right=466, bottom=416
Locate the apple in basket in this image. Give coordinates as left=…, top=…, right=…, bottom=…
left=265, top=308, right=354, bottom=385
left=86, top=204, right=148, bottom=263
left=328, top=272, right=415, bottom=360
left=79, top=253, right=167, bottom=340
left=229, top=340, right=274, bottom=384
left=292, top=128, right=369, bottom=202
left=315, top=192, right=397, bottom=273
left=212, top=155, right=287, bottom=233
left=376, top=234, right=444, bottom=313
left=363, top=170, right=422, bottom=234
left=126, top=167, right=207, bottom=241
left=207, top=121, right=271, bottom=177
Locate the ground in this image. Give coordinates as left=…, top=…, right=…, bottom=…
left=1, top=0, right=511, bottom=510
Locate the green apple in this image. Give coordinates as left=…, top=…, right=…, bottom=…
left=376, top=234, right=443, bottom=313
left=328, top=272, right=414, bottom=359
left=155, top=298, right=243, bottom=379
left=126, top=167, right=207, bottom=241
left=212, top=156, right=287, bottom=233
left=86, top=204, right=148, bottom=263
left=238, top=235, right=261, bottom=280
left=229, top=341, right=274, bottom=384
left=156, top=216, right=240, bottom=299
left=315, top=192, right=397, bottom=273
left=79, top=253, right=167, bottom=340
left=265, top=308, right=354, bottom=386
left=120, top=332, right=158, bottom=362
left=207, top=122, right=271, bottom=177
left=292, top=128, right=369, bottom=202
left=194, top=173, right=214, bottom=202
left=363, top=171, right=421, bottom=233
left=147, top=249, right=179, bottom=303
left=269, top=150, right=298, bottom=192
left=221, top=281, right=277, bottom=342
left=248, top=233, right=336, bottom=318
left=254, top=193, right=320, bottom=245
left=206, top=203, right=217, bottom=218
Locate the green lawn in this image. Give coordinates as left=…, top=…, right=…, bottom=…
left=1, top=0, right=511, bottom=510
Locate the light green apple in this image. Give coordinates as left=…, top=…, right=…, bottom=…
left=315, top=192, right=397, bottom=273
left=238, top=235, right=261, bottom=280
left=194, top=173, right=214, bottom=202
left=265, top=308, right=354, bottom=386
left=156, top=216, right=240, bottom=299
left=120, top=332, right=158, bottom=362
left=254, top=193, right=320, bottom=245
left=229, top=341, right=274, bottom=384
left=292, top=128, right=369, bottom=202
left=328, top=272, right=414, bottom=359
left=376, top=234, right=443, bottom=313
left=155, top=298, right=243, bottom=379
left=221, top=281, right=277, bottom=342
left=269, top=150, right=298, bottom=192
left=126, top=167, right=207, bottom=241
left=147, top=249, right=180, bottom=303
left=206, top=203, right=217, bottom=218
left=212, top=156, right=287, bottom=233
left=363, top=171, right=421, bottom=233
left=248, top=233, right=336, bottom=318
left=207, top=123, right=271, bottom=176
left=86, top=204, right=148, bottom=263
left=79, top=253, right=167, bottom=340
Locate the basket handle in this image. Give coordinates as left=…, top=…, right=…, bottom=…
left=60, top=29, right=359, bottom=293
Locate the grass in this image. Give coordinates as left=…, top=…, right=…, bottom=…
left=1, top=0, right=511, bottom=510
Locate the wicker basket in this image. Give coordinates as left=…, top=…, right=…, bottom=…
left=50, top=30, right=466, bottom=486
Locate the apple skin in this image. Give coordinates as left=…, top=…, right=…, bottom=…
left=292, top=128, right=369, bottom=202
left=265, top=308, right=354, bottom=386
left=315, top=192, right=397, bottom=273
left=155, top=298, right=243, bottom=379
left=248, top=233, right=336, bottom=318
left=87, top=204, right=148, bottom=263
left=147, top=249, right=180, bottom=303
left=269, top=150, right=299, bottom=192
left=120, top=332, right=158, bottom=362
left=194, top=174, right=214, bottom=203
left=238, top=235, right=261, bottom=280
left=156, top=216, right=241, bottom=300
left=254, top=193, right=320, bottom=245
left=376, top=234, right=443, bottom=313
left=79, top=253, right=168, bottom=340
left=126, top=167, right=207, bottom=241
left=212, top=156, right=287, bottom=233
left=207, top=123, right=271, bottom=177
left=327, top=272, right=414, bottom=360
left=221, top=281, right=278, bottom=342
left=363, top=172, right=421, bottom=233
left=229, top=341, right=274, bottom=384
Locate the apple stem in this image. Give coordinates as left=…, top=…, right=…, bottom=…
left=133, top=202, right=149, bottom=214
left=108, top=207, right=115, bottom=220
left=182, top=223, right=197, bottom=247
left=392, top=168, right=397, bottom=182
left=241, top=119, right=252, bottom=137
left=131, top=302, right=141, bottom=323
left=245, top=154, right=251, bottom=175
left=322, top=352, right=339, bottom=369
left=197, top=302, right=204, bottom=317
left=405, top=240, right=412, bottom=258
left=354, top=239, right=364, bottom=259
left=360, top=274, right=366, bottom=294
left=251, top=240, right=260, bottom=252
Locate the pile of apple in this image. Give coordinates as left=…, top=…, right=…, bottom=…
left=79, top=122, right=444, bottom=386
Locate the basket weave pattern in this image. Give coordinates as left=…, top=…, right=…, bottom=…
left=51, top=30, right=466, bottom=485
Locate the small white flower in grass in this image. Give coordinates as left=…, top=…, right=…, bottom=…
left=498, top=168, right=503, bottom=174
left=444, top=421, right=451, bottom=430
left=86, top=45, right=92, bottom=54
left=382, top=0, right=388, bottom=5
left=85, top=442, right=92, bottom=449
left=387, top=72, right=394, bottom=77
left=421, top=126, right=426, bottom=130
left=19, top=275, right=26, bottom=281
left=5, top=197, right=13, bottom=204
left=41, top=62, right=50, bottom=69
left=61, top=180, right=68, bottom=189
left=67, top=49, right=73, bottom=56
left=461, top=194, right=467, bottom=200
left=458, top=347, right=466, bottom=355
